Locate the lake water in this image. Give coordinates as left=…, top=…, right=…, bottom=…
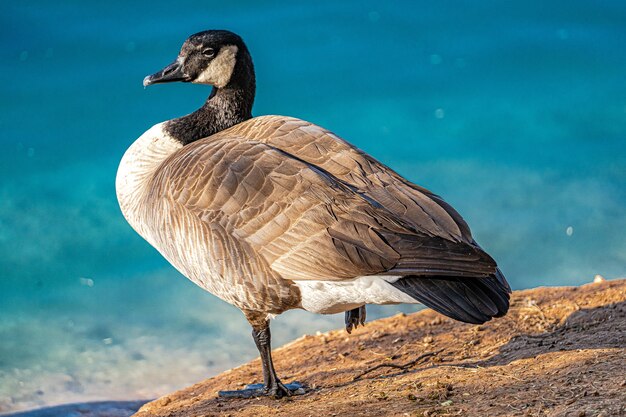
left=1, top=0, right=624, bottom=413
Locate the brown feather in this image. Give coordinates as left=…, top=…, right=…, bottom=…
left=147, top=116, right=496, bottom=290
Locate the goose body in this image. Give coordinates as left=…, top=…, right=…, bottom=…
left=117, top=115, right=501, bottom=314
left=117, top=30, right=510, bottom=398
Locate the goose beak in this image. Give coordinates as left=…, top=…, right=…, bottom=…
left=143, top=58, right=189, bottom=87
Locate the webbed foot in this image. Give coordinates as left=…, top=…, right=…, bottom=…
left=218, top=381, right=305, bottom=399
left=345, top=305, right=367, bottom=334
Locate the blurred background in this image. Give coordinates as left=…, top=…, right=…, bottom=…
left=1, top=0, right=625, bottom=413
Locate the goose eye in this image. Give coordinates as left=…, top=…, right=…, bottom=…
left=202, top=48, right=215, bottom=57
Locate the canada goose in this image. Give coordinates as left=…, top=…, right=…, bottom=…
left=116, top=30, right=511, bottom=399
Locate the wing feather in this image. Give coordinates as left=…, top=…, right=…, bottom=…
left=151, top=118, right=496, bottom=282
left=226, top=116, right=473, bottom=242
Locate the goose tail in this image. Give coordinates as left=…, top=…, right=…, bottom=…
left=390, top=268, right=511, bottom=324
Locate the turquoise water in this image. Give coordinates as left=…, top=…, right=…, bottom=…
left=1, top=0, right=625, bottom=412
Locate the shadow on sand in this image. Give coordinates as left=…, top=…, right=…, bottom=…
left=474, top=300, right=625, bottom=367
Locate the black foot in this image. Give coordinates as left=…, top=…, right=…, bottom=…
left=218, top=381, right=305, bottom=399
left=345, top=305, right=367, bottom=334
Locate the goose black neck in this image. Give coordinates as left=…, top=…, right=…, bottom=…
left=165, top=51, right=255, bottom=146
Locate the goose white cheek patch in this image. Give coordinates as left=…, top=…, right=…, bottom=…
left=194, top=45, right=238, bottom=88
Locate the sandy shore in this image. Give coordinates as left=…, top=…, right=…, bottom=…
left=134, top=278, right=625, bottom=416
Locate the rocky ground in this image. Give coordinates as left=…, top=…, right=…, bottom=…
left=133, top=278, right=625, bottom=417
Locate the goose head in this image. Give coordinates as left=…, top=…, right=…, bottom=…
left=143, top=30, right=254, bottom=90
left=142, top=30, right=256, bottom=144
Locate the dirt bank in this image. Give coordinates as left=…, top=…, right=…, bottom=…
left=135, top=279, right=625, bottom=417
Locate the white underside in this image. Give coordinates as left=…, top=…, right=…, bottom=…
left=116, top=122, right=183, bottom=244
left=294, top=275, right=419, bottom=314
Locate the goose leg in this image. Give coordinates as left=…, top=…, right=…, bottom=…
left=218, top=312, right=305, bottom=399
left=345, top=305, right=367, bottom=334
